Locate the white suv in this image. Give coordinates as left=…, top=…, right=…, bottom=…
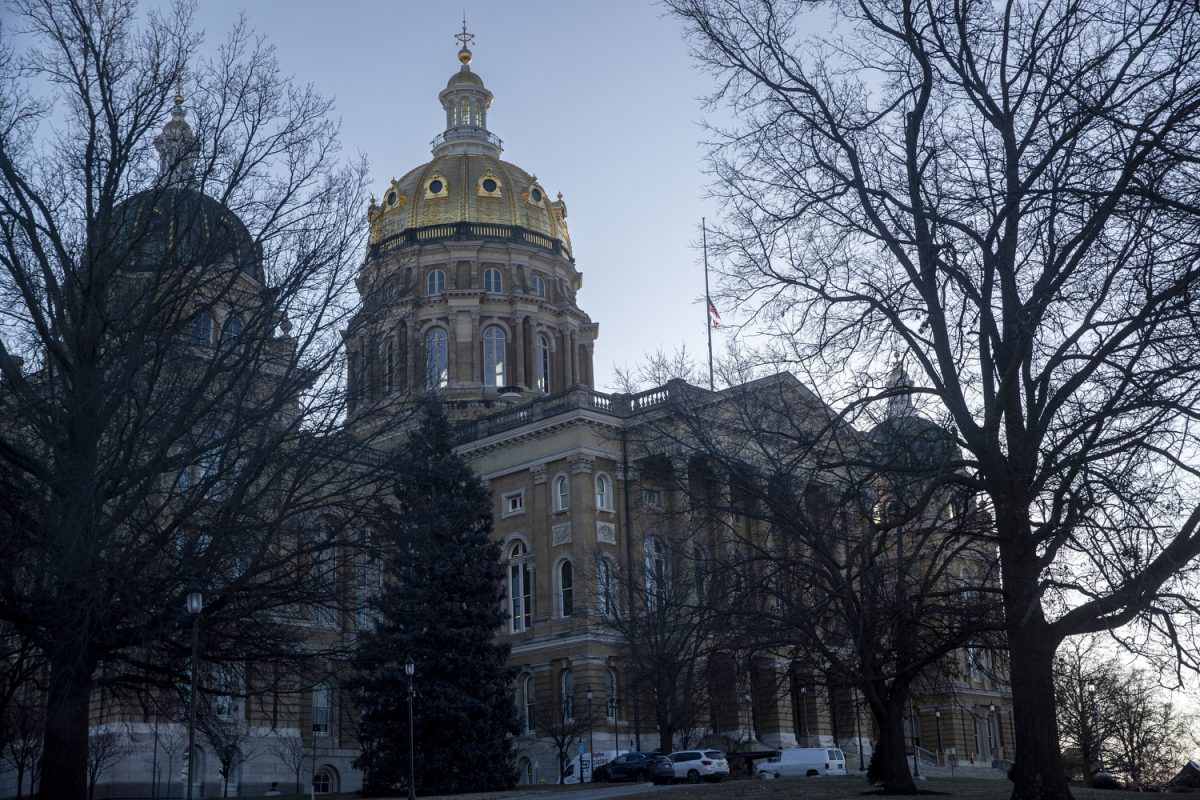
left=668, top=750, right=730, bottom=783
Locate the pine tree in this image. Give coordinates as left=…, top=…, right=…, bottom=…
left=349, top=403, right=518, bottom=795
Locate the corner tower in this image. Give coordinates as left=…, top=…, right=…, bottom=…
left=346, top=25, right=599, bottom=427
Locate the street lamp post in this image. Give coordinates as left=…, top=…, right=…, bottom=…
left=406, top=657, right=416, bottom=800
left=585, top=686, right=595, bottom=782
left=1087, top=683, right=1102, bottom=773
left=854, top=692, right=864, bottom=772
left=934, top=708, right=943, bottom=767
left=799, top=686, right=809, bottom=743
left=909, top=698, right=921, bottom=779
left=185, top=588, right=203, bottom=800
left=614, top=698, right=622, bottom=752
left=988, top=703, right=997, bottom=761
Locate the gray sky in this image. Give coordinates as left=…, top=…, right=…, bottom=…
left=184, top=0, right=726, bottom=392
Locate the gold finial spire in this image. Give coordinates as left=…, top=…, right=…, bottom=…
left=455, top=15, right=475, bottom=66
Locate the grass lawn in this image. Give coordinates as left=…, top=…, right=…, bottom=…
left=353, top=775, right=1170, bottom=800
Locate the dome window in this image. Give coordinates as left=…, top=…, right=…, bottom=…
left=386, top=191, right=399, bottom=206
left=477, top=173, right=502, bottom=197
left=530, top=275, right=546, bottom=298
left=424, top=176, right=449, bottom=199
left=529, top=187, right=543, bottom=203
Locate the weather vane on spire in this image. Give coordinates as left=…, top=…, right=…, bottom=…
left=455, top=15, right=475, bottom=66
left=455, top=15, right=474, bottom=49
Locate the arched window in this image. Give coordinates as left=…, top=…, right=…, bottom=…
left=191, top=311, right=212, bottom=345
left=313, top=766, right=339, bottom=794
left=508, top=540, right=534, bottom=632
left=425, top=328, right=448, bottom=390
left=530, top=275, right=546, bottom=298
left=220, top=315, right=243, bottom=353
left=558, top=560, right=574, bottom=617
left=484, top=267, right=503, bottom=293
left=384, top=339, right=394, bottom=395
left=554, top=474, right=570, bottom=512
left=597, top=557, right=614, bottom=616
left=605, top=668, right=618, bottom=718
left=521, top=674, right=536, bottom=734
left=483, top=326, right=506, bottom=387
left=561, top=669, right=574, bottom=721
left=535, top=334, right=551, bottom=392
left=426, top=269, right=446, bottom=296
left=312, top=682, right=331, bottom=737
left=644, top=536, right=666, bottom=607
left=595, top=474, right=612, bottom=511
left=518, top=757, right=534, bottom=786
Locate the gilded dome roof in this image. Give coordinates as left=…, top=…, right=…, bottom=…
left=367, top=29, right=571, bottom=258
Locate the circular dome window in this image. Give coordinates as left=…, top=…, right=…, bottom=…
left=482, top=178, right=498, bottom=193
left=386, top=191, right=398, bottom=206
left=530, top=188, right=543, bottom=203
left=428, top=179, right=444, bottom=194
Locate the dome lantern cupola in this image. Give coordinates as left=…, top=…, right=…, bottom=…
left=154, top=91, right=199, bottom=187
left=432, top=21, right=502, bottom=159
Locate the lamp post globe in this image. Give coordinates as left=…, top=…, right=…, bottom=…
left=585, top=686, right=594, bottom=782
left=405, top=657, right=416, bottom=800
left=185, top=587, right=203, bottom=800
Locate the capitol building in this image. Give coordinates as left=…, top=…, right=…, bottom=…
left=0, top=28, right=1012, bottom=800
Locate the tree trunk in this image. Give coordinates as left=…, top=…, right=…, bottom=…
left=40, top=640, right=94, bottom=800
left=1001, top=536, right=1073, bottom=800
left=873, top=694, right=917, bottom=794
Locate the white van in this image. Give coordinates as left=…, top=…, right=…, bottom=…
left=756, top=747, right=848, bottom=778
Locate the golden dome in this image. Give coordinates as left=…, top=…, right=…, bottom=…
left=367, top=26, right=571, bottom=258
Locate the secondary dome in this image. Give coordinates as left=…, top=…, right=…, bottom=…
left=366, top=26, right=571, bottom=257
left=113, top=96, right=262, bottom=278
left=869, top=358, right=961, bottom=473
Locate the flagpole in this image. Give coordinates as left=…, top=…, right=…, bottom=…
left=703, top=218, right=714, bottom=391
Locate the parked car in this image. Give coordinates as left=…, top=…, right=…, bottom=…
left=592, top=752, right=670, bottom=783
left=668, top=750, right=730, bottom=783
left=756, top=747, right=848, bottom=778
left=651, top=757, right=675, bottom=785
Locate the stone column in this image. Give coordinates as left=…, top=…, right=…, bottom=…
left=514, top=315, right=526, bottom=388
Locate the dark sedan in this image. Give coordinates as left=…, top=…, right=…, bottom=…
left=593, top=752, right=671, bottom=783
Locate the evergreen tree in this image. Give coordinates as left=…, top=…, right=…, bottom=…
left=349, top=403, right=518, bottom=795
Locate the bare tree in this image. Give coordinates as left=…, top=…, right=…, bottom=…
left=1, top=701, right=43, bottom=800
left=0, top=1, right=412, bottom=796
left=597, top=515, right=724, bottom=753
left=87, top=726, right=132, bottom=800
left=1053, top=638, right=1119, bottom=782
left=1105, top=669, right=1196, bottom=790
left=533, top=697, right=597, bottom=784
left=270, top=729, right=307, bottom=795
left=153, top=720, right=189, bottom=800
left=667, top=1, right=1200, bottom=797
left=615, top=373, right=1001, bottom=791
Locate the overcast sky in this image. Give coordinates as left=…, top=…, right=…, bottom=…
left=177, top=0, right=727, bottom=392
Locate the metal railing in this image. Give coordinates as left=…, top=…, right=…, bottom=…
left=429, top=128, right=503, bottom=151
left=373, top=221, right=571, bottom=260
left=456, top=380, right=697, bottom=442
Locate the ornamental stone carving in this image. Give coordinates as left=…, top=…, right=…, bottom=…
left=568, top=454, right=595, bottom=475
